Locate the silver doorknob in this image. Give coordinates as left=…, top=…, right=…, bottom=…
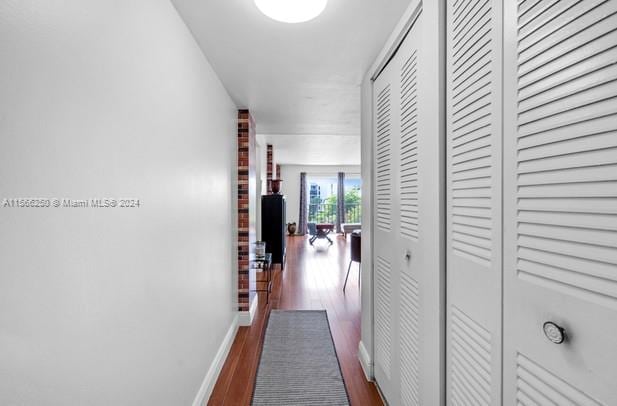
left=543, top=321, right=566, bottom=344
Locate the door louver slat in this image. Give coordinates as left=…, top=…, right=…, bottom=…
left=400, top=50, right=420, bottom=241
left=515, top=0, right=617, bottom=307
left=376, top=84, right=393, bottom=232
left=451, top=306, right=492, bottom=406
left=516, top=353, right=603, bottom=405
left=450, top=0, right=494, bottom=267
left=400, top=273, right=420, bottom=405
left=375, top=256, right=393, bottom=379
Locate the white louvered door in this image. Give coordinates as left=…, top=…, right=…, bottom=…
left=398, top=28, right=422, bottom=406
left=446, top=0, right=503, bottom=404
left=373, top=4, right=444, bottom=404
left=397, top=16, right=423, bottom=406
left=503, top=1, right=617, bottom=404
left=373, top=43, right=399, bottom=402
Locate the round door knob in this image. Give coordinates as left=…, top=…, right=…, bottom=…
left=543, top=321, right=566, bottom=344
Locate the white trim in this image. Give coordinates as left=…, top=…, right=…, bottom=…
left=192, top=314, right=239, bottom=406
left=358, top=340, right=374, bottom=381
left=374, top=380, right=389, bottom=406
left=368, top=0, right=423, bottom=81
left=359, top=69, right=375, bottom=390
left=238, top=294, right=258, bottom=326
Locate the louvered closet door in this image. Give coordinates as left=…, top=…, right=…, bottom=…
left=395, top=14, right=425, bottom=406
left=373, top=42, right=400, bottom=402
left=374, top=7, right=444, bottom=404
left=446, top=0, right=503, bottom=404
left=502, top=1, right=617, bottom=404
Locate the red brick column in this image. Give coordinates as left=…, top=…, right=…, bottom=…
left=237, top=110, right=256, bottom=312
left=266, top=144, right=273, bottom=193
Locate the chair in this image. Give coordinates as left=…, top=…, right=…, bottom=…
left=307, top=222, right=334, bottom=245
left=343, top=231, right=361, bottom=292
left=307, top=222, right=317, bottom=245
left=308, top=222, right=317, bottom=238
left=341, top=223, right=361, bottom=238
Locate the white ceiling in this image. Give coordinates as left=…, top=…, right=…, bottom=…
left=262, top=134, right=360, bottom=165
left=171, top=0, right=410, bottom=136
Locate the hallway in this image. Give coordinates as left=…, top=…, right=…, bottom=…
left=209, top=235, right=382, bottom=405
left=3, top=1, right=617, bottom=404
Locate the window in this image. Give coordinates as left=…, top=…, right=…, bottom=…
left=308, top=175, right=337, bottom=224
left=306, top=173, right=361, bottom=225
left=343, top=174, right=361, bottom=223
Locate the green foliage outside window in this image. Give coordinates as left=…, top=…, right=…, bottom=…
left=309, top=188, right=361, bottom=224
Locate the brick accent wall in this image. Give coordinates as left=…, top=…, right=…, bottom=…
left=266, top=144, right=273, bottom=193
left=237, top=110, right=256, bottom=312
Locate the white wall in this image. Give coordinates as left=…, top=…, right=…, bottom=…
left=262, top=134, right=361, bottom=166
left=0, top=1, right=237, bottom=405
left=359, top=69, right=375, bottom=378
left=257, top=135, right=268, bottom=192
left=255, top=135, right=268, bottom=240
left=279, top=165, right=361, bottom=228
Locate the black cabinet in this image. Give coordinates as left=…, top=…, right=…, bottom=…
left=261, top=194, right=286, bottom=269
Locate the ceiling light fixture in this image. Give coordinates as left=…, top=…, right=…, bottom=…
left=254, top=0, right=328, bottom=23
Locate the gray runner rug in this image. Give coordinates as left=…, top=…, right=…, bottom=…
left=252, top=310, right=350, bottom=406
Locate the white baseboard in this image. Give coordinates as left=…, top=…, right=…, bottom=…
left=358, top=340, right=374, bottom=381
left=192, top=314, right=239, bottom=406
left=238, top=294, right=258, bottom=326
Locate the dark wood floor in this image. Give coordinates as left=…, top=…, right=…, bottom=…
left=208, top=234, right=383, bottom=406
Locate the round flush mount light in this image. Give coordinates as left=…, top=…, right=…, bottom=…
left=254, top=0, right=328, bottom=23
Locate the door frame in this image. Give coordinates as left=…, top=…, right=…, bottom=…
left=359, top=0, right=446, bottom=404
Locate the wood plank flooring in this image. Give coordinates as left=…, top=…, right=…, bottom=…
left=208, top=235, right=383, bottom=406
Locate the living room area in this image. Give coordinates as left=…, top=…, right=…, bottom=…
left=282, top=167, right=361, bottom=240
left=257, top=131, right=362, bottom=241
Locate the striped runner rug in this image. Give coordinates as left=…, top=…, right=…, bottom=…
left=252, top=310, right=350, bottom=405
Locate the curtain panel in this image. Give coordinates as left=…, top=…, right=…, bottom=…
left=336, top=172, right=345, bottom=233
left=298, top=172, right=307, bottom=235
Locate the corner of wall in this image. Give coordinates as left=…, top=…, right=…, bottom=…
left=238, top=293, right=258, bottom=326
left=358, top=340, right=374, bottom=381
left=191, top=314, right=239, bottom=406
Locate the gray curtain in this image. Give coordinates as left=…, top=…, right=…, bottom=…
left=336, top=172, right=345, bottom=233
left=299, top=172, right=307, bottom=235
